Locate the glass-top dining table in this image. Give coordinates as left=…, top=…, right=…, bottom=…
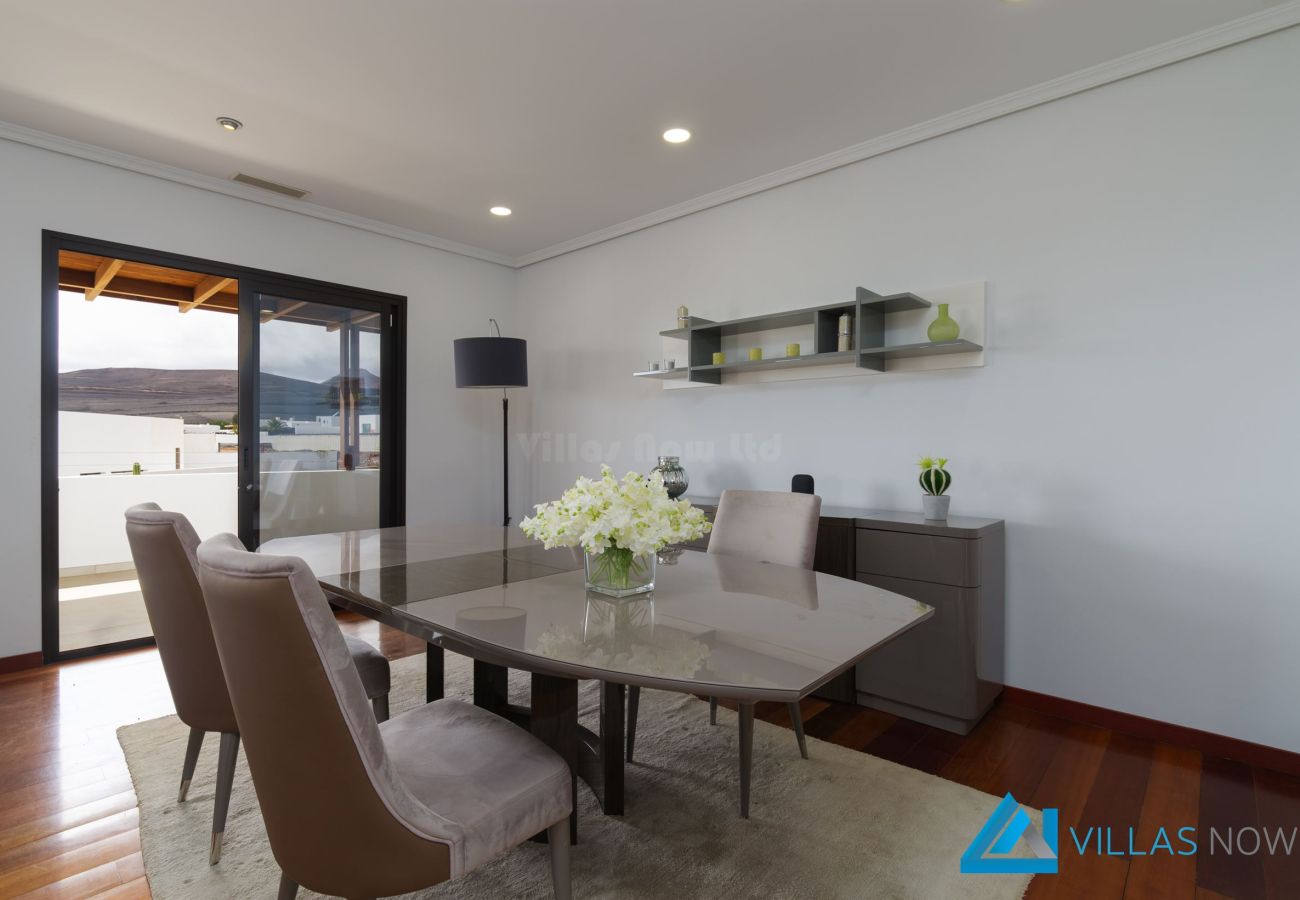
left=260, top=525, right=933, bottom=836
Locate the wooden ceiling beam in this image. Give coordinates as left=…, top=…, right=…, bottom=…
left=59, top=268, right=237, bottom=312
left=326, top=311, right=381, bottom=333
left=84, top=258, right=125, bottom=301
left=179, top=275, right=235, bottom=313
left=260, top=300, right=308, bottom=323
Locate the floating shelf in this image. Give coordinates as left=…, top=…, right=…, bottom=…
left=690, top=350, right=858, bottom=375
left=857, top=289, right=930, bottom=313
left=694, top=309, right=817, bottom=337
left=632, top=367, right=688, bottom=379
left=858, top=338, right=983, bottom=360
left=659, top=316, right=715, bottom=338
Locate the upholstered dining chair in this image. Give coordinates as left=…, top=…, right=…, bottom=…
left=625, top=489, right=822, bottom=764
left=124, top=504, right=392, bottom=865
left=196, top=534, right=573, bottom=900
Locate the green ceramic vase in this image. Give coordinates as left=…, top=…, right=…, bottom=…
left=927, top=303, right=960, bottom=343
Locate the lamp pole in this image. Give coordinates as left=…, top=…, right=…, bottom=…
left=488, top=318, right=511, bottom=527
left=501, top=390, right=510, bottom=527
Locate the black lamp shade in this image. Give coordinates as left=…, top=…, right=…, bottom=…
left=453, top=337, right=528, bottom=388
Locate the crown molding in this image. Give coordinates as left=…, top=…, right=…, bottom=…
left=515, top=3, right=1300, bottom=268
left=3, top=4, right=1297, bottom=271
left=0, top=120, right=516, bottom=268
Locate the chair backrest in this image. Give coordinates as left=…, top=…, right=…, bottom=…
left=195, top=534, right=453, bottom=896
left=707, top=490, right=822, bottom=570
left=123, top=503, right=237, bottom=734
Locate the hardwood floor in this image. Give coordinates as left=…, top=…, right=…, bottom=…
left=1, top=614, right=1294, bottom=899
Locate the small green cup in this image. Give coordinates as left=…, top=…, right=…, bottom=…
left=749, top=348, right=763, bottom=361
left=712, top=351, right=726, bottom=365
left=786, top=343, right=800, bottom=358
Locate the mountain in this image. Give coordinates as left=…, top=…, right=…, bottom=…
left=58, top=368, right=380, bottom=424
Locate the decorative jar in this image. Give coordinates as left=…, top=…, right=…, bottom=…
left=651, top=456, right=689, bottom=499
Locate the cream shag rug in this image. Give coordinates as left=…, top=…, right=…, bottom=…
left=119, top=653, right=1034, bottom=899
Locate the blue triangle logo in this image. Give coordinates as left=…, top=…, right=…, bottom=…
left=961, top=793, right=1059, bottom=874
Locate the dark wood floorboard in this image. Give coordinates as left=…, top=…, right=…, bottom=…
left=1124, top=744, right=1201, bottom=900
left=1253, top=767, right=1300, bottom=900
left=1198, top=756, right=1267, bottom=900
left=0, top=610, right=1295, bottom=900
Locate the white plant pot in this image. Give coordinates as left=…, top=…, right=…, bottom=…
left=922, top=494, right=951, bottom=521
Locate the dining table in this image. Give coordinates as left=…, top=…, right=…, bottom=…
left=259, top=524, right=933, bottom=840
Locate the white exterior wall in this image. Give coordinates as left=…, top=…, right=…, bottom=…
left=58, top=410, right=184, bottom=476
left=58, top=471, right=237, bottom=571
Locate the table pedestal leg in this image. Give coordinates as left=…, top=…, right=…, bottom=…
left=599, top=682, right=624, bottom=814
left=425, top=644, right=443, bottom=703
left=738, top=702, right=755, bottom=819
left=531, top=673, right=579, bottom=845
left=473, top=660, right=510, bottom=714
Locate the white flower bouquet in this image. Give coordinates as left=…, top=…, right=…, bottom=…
left=520, top=466, right=711, bottom=596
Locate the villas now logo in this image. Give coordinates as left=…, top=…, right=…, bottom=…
left=962, top=794, right=1059, bottom=874
left=963, top=794, right=1300, bottom=876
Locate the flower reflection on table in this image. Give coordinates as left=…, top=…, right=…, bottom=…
left=533, top=593, right=711, bottom=680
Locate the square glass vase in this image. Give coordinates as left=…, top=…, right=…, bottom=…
left=584, top=548, right=656, bottom=598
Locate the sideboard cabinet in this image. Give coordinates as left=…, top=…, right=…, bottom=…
left=683, top=499, right=1005, bottom=734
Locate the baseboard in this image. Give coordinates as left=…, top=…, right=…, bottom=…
left=1002, top=686, right=1300, bottom=778
left=0, top=651, right=43, bottom=676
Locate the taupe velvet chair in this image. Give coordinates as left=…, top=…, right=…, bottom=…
left=195, top=534, right=573, bottom=900
left=626, top=489, right=822, bottom=763
left=124, top=504, right=392, bottom=865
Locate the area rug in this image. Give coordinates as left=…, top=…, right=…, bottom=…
left=119, top=652, right=1034, bottom=899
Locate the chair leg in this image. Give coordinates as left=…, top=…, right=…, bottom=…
left=277, top=871, right=299, bottom=900
left=178, top=727, right=204, bottom=802
left=547, top=819, right=572, bottom=900
left=709, top=695, right=718, bottom=725
left=626, top=686, right=640, bottom=762
left=372, top=693, right=390, bottom=723
left=738, top=702, right=754, bottom=819
left=789, top=701, right=809, bottom=759
left=210, top=732, right=241, bottom=865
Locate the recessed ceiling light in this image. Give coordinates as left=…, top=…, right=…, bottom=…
left=662, top=128, right=691, bottom=144
left=490, top=206, right=512, bottom=217
left=216, top=116, right=243, bottom=132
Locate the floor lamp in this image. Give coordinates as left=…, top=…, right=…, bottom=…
left=453, top=319, right=528, bottom=526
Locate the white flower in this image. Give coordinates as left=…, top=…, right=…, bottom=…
left=520, top=466, right=711, bottom=557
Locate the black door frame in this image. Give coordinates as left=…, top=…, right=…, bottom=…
left=41, top=231, right=407, bottom=663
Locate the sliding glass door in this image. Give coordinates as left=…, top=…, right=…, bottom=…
left=43, top=232, right=407, bottom=660
left=240, top=285, right=405, bottom=547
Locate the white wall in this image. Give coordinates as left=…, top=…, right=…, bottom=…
left=517, top=29, right=1300, bottom=750
left=0, top=136, right=517, bottom=658
left=59, top=410, right=184, bottom=475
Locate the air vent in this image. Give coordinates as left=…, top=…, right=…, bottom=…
left=231, top=173, right=310, bottom=199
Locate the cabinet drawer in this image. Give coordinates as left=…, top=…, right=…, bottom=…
left=856, top=528, right=980, bottom=587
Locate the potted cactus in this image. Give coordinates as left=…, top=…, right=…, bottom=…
left=918, top=456, right=951, bottom=520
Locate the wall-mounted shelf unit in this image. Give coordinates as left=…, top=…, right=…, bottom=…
left=640, top=285, right=985, bottom=387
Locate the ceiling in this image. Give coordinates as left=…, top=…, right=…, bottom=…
left=0, top=0, right=1288, bottom=263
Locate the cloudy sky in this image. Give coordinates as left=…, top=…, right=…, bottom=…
left=57, top=291, right=373, bottom=383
